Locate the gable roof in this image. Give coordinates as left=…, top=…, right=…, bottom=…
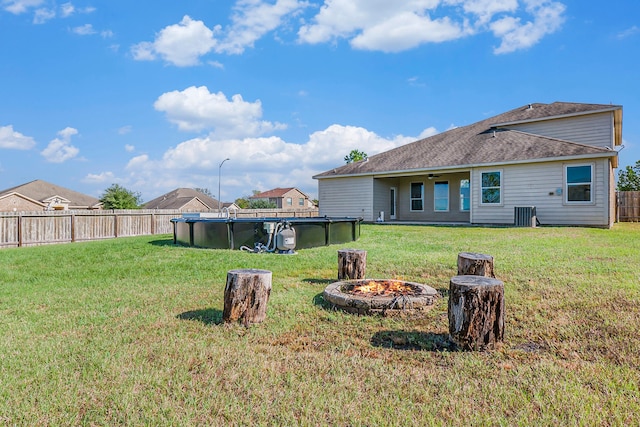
left=0, top=179, right=101, bottom=208
left=314, top=102, right=620, bottom=179
left=143, top=188, right=219, bottom=210
left=250, top=187, right=310, bottom=199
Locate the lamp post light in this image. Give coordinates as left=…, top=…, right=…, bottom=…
left=218, top=158, right=230, bottom=212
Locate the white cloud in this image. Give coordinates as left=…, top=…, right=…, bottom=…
left=83, top=171, right=115, bottom=183
left=130, top=3, right=308, bottom=65
left=299, top=1, right=473, bottom=52
left=124, top=122, right=437, bottom=200
left=33, top=7, right=54, bottom=24
left=131, top=15, right=218, bottom=67
left=124, top=144, right=135, bottom=152
left=0, top=125, right=36, bottom=149
left=446, top=0, right=518, bottom=25
left=118, top=125, right=132, bottom=135
left=72, top=23, right=96, bottom=35
left=60, top=2, right=73, bottom=17
left=2, top=0, right=44, bottom=14
left=491, top=0, right=565, bottom=54
left=298, top=0, right=565, bottom=53
left=617, top=25, right=639, bottom=39
left=41, top=127, right=80, bottom=163
left=153, top=86, right=286, bottom=138
left=216, top=0, right=309, bottom=54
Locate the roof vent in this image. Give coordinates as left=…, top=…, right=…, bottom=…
left=527, top=104, right=533, bottom=110
left=492, top=130, right=496, bottom=138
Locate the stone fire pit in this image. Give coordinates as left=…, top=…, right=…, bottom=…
left=323, top=279, right=438, bottom=316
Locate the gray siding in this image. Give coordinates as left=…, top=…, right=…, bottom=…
left=318, top=177, right=374, bottom=220
left=394, top=173, right=471, bottom=222
left=503, top=112, right=614, bottom=149
left=471, top=159, right=611, bottom=226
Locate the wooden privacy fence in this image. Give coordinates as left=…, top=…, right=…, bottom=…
left=616, top=191, right=640, bottom=222
left=0, top=210, right=183, bottom=248
left=0, top=208, right=320, bottom=248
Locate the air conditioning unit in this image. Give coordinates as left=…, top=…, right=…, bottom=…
left=514, top=206, right=537, bottom=227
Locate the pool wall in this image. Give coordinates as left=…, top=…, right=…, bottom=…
left=171, top=217, right=361, bottom=249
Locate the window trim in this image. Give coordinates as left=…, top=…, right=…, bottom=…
left=410, top=181, right=424, bottom=212
left=564, top=163, right=594, bottom=204
left=459, top=179, right=470, bottom=212
left=480, top=170, right=503, bottom=206
left=434, top=181, right=449, bottom=212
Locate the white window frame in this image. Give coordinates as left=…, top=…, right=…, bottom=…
left=286, top=197, right=292, bottom=206
left=410, top=182, right=424, bottom=212
left=460, top=179, right=470, bottom=212
left=480, top=170, right=502, bottom=206
left=434, top=181, right=449, bottom=212
left=564, top=163, right=594, bottom=204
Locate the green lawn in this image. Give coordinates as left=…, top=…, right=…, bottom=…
left=1, top=224, right=639, bottom=425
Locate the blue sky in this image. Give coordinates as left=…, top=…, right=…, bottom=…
left=1, top=0, right=638, bottom=203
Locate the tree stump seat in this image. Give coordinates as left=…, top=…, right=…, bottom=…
left=223, top=269, right=272, bottom=326
left=448, top=275, right=504, bottom=351
left=337, top=249, right=367, bottom=280
left=457, top=252, right=495, bottom=277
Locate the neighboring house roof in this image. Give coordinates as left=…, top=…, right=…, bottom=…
left=143, top=188, right=219, bottom=210
left=314, top=102, right=620, bottom=179
left=250, top=187, right=311, bottom=199
left=0, top=179, right=101, bottom=208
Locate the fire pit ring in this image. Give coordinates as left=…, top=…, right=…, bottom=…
left=323, top=279, right=439, bottom=316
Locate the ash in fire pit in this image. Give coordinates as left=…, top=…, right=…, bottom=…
left=323, top=279, right=438, bottom=316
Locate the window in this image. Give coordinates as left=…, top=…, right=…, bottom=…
left=481, top=171, right=501, bottom=204
left=286, top=197, right=292, bottom=206
left=298, top=198, right=304, bottom=206
left=410, top=182, right=424, bottom=211
left=434, top=181, right=449, bottom=211
left=460, top=179, right=470, bottom=211
left=566, top=164, right=593, bottom=203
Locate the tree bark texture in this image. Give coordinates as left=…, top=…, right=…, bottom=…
left=337, top=249, right=367, bottom=280
left=457, top=252, right=495, bottom=278
left=223, top=269, right=272, bottom=325
left=448, top=275, right=504, bottom=351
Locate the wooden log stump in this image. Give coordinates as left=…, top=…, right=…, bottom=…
left=457, top=252, right=495, bottom=278
left=223, top=269, right=272, bottom=325
left=337, top=249, right=367, bottom=280
left=448, top=275, right=504, bottom=351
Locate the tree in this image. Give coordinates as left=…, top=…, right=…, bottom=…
left=344, top=149, right=368, bottom=164
left=617, top=160, right=640, bottom=191
left=193, top=187, right=213, bottom=197
left=249, top=199, right=277, bottom=209
left=100, top=184, right=142, bottom=209
left=234, top=197, right=250, bottom=209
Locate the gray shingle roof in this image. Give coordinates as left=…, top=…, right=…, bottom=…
left=0, top=179, right=101, bottom=208
left=143, top=188, right=219, bottom=210
left=314, top=102, right=620, bottom=179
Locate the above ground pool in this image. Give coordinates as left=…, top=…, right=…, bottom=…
left=171, top=216, right=362, bottom=250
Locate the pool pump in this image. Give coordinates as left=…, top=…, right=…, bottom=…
left=275, top=222, right=296, bottom=253
left=242, top=220, right=296, bottom=254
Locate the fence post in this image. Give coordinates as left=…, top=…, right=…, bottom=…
left=17, top=214, right=22, bottom=247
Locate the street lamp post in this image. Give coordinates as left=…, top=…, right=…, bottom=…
left=218, top=158, right=230, bottom=212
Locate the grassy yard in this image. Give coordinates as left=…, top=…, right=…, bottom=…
left=1, top=224, right=639, bottom=425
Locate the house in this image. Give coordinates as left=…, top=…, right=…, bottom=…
left=0, top=179, right=102, bottom=211
left=143, top=188, right=238, bottom=212
left=250, top=187, right=316, bottom=208
left=313, top=102, right=622, bottom=228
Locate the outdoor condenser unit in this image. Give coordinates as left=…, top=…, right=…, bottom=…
left=514, top=206, right=537, bottom=227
